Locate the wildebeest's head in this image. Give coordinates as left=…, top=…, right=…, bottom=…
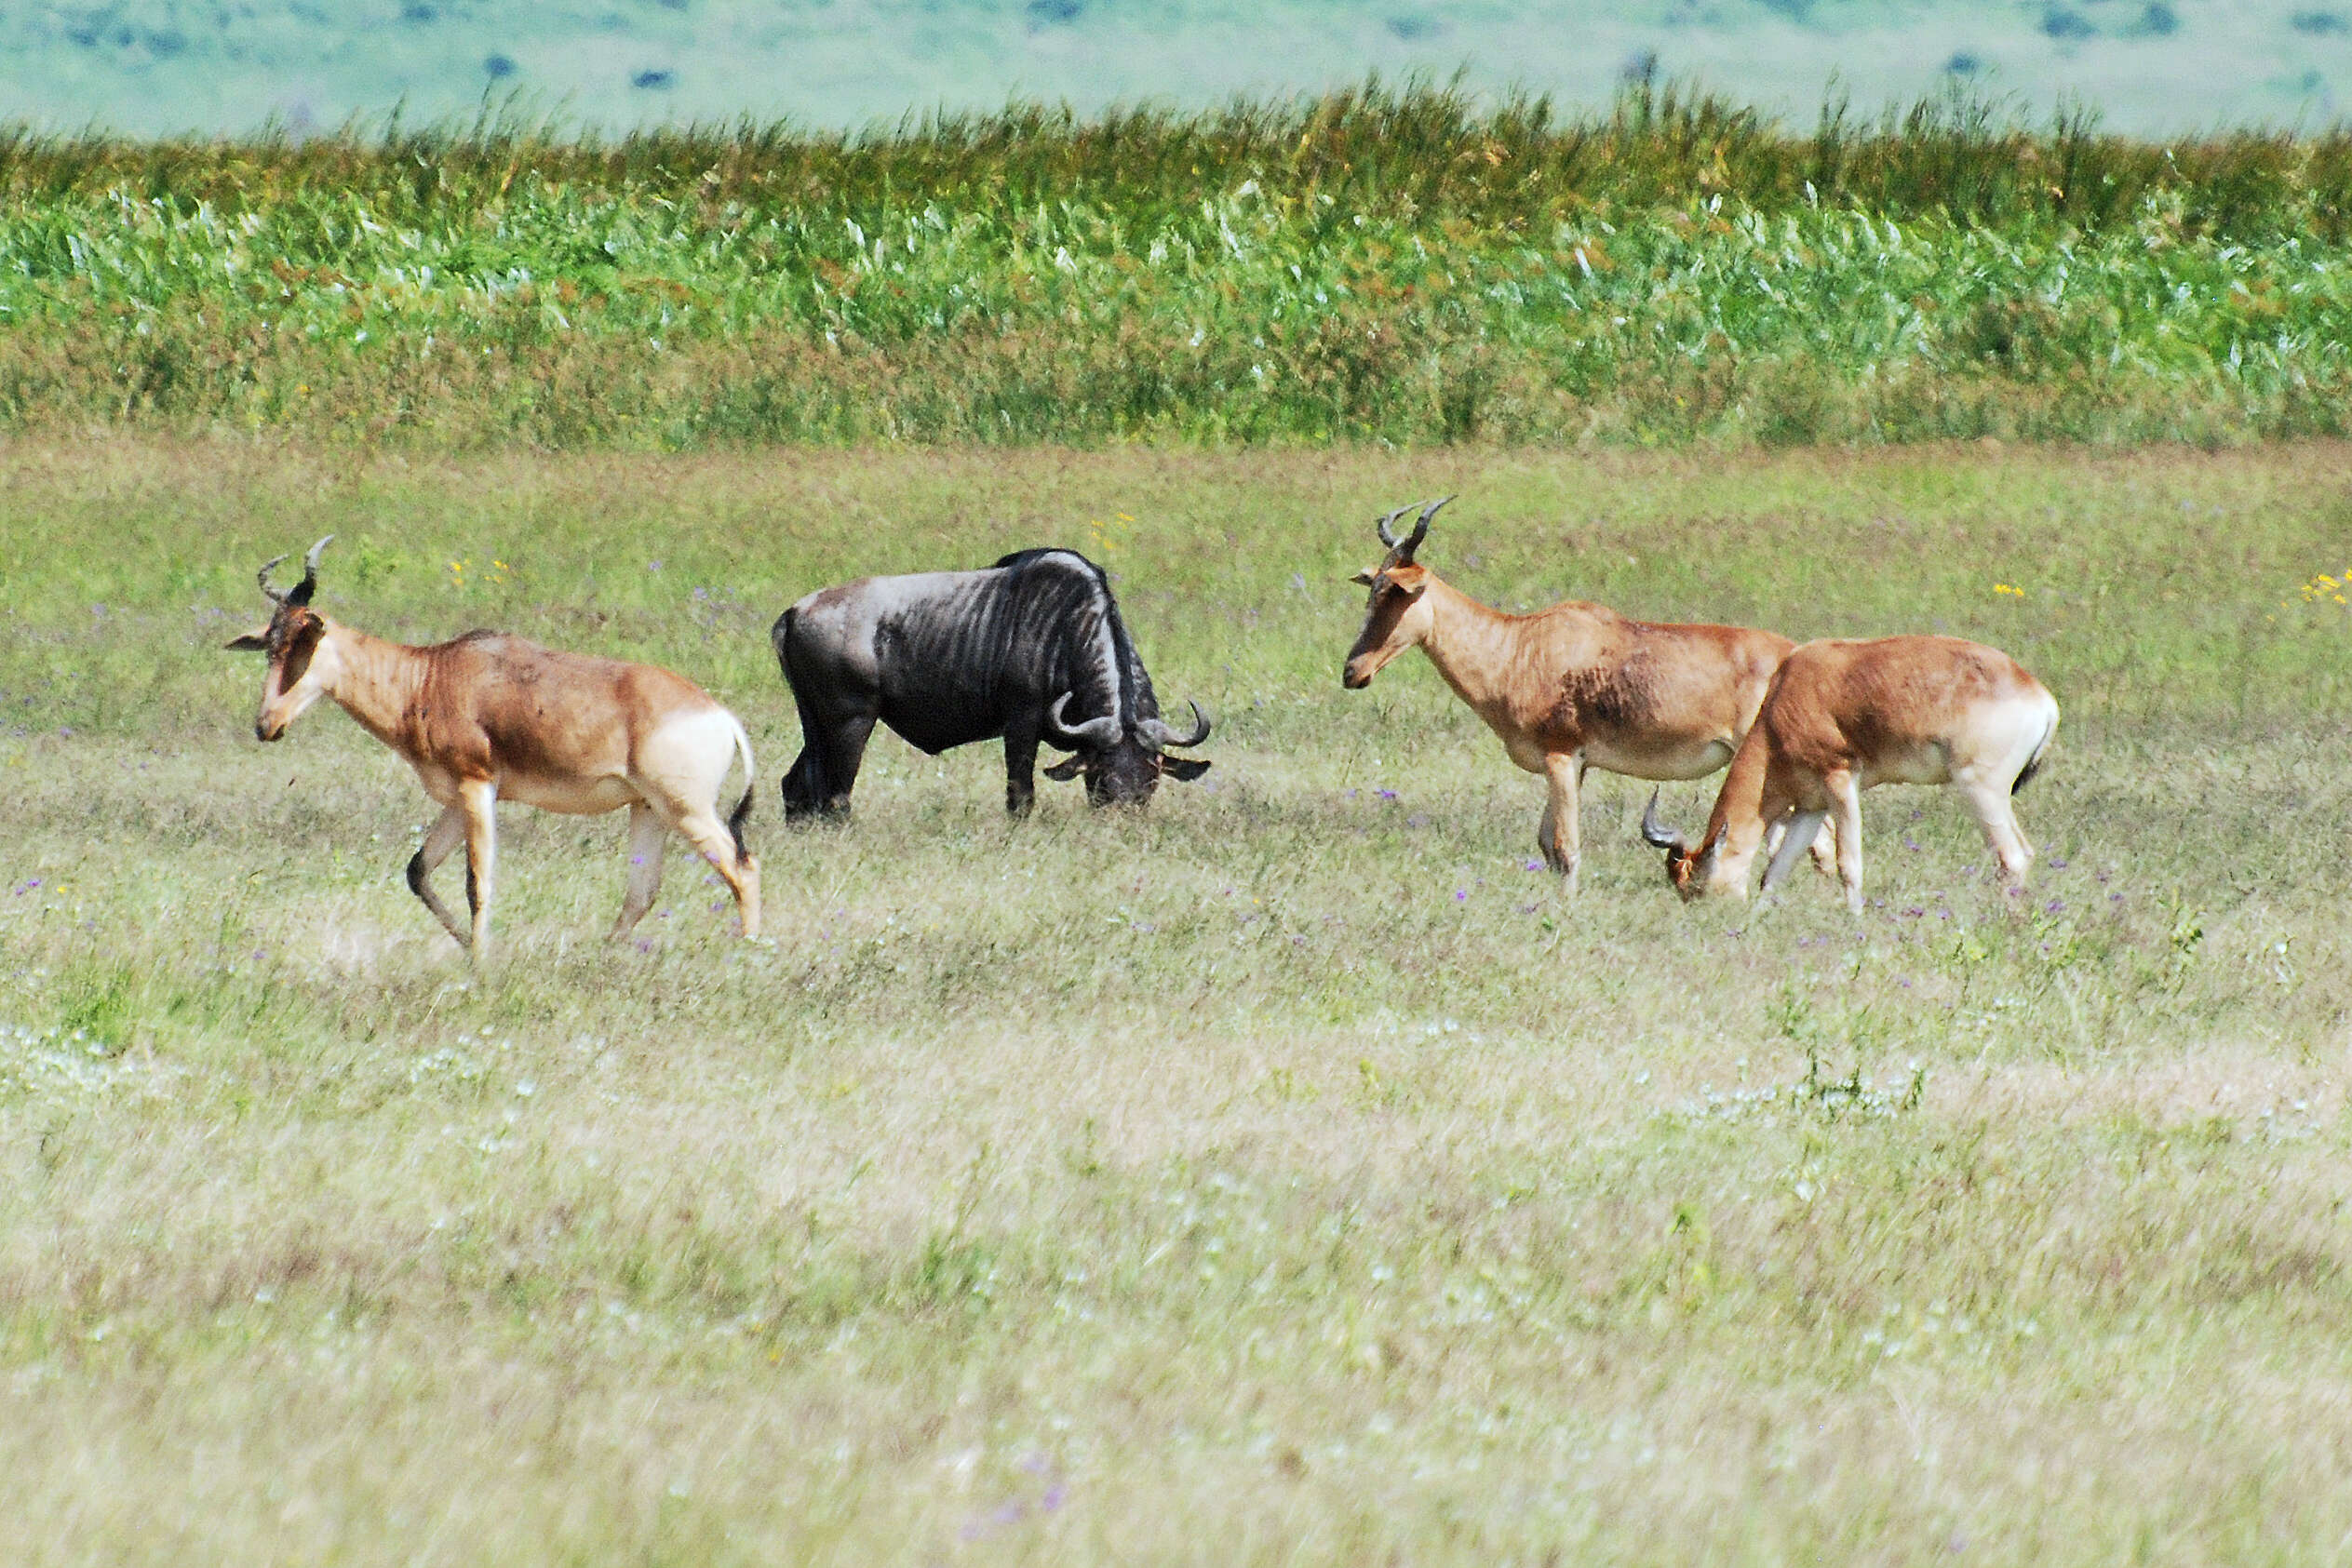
left=222, top=535, right=340, bottom=743
left=1041, top=693, right=1213, bottom=807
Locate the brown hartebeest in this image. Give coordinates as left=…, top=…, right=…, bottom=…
left=1641, top=634, right=2060, bottom=912
left=225, top=537, right=761, bottom=957
left=1342, top=498, right=1829, bottom=891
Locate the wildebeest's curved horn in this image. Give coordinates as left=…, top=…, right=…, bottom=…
left=286, top=534, right=334, bottom=607
left=1044, top=691, right=1122, bottom=750
left=1138, top=700, right=1212, bottom=751
left=1640, top=788, right=1687, bottom=851
left=256, top=553, right=291, bottom=605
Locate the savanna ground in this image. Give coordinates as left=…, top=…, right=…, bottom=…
left=2, top=436, right=2349, bottom=1563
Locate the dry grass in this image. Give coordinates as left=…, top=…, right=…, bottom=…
left=2, top=438, right=2349, bottom=1563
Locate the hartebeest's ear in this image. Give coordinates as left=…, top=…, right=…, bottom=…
left=1161, top=756, right=1211, bottom=782
left=1350, top=566, right=1378, bottom=586
left=1383, top=564, right=1431, bottom=596
left=1042, top=755, right=1086, bottom=781
left=224, top=629, right=270, bottom=651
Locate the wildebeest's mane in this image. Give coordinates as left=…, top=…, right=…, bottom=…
left=989, top=548, right=1152, bottom=730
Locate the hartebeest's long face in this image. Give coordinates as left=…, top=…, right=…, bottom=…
left=1341, top=498, right=1452, bottom=690
left=1342, top=563, right=1433, bottom=689
left=224, top=535, right=342, bottom=742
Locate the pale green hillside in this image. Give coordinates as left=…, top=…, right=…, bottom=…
left=0, top=0, right=2345, bottom=136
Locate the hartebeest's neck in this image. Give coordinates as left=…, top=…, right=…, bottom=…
left=319, top=621, right=431, bottom=752
left=1700, top=727, right=1773, bottom=887
left=1410, top=574, right=1539, bottom=715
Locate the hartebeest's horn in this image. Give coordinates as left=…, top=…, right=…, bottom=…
left=1378, top=495, right=1453, bottom=566
left=1374, top=503, right=1418, bottom=550
left=287, top=534, right=334, bottom=607
left=1138, top=700, right=1211, bottom=751
left=1044, top=691, right=1122, bottom=750
left=1640, top=788, right=1687, bottom=852
left=257, top=553, right=292, bottom=605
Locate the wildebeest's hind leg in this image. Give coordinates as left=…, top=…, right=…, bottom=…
left=782, top=705, right=876, bottom=819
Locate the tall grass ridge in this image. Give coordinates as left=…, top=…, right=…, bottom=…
left=6, top=82, right=2352, bottom=445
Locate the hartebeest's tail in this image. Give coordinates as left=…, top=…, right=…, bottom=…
left=724, top=714, right=757, bottom=860
left=2011, top=698, right=2060, bottom=797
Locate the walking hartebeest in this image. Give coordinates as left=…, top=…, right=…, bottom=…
left=1641, top=635, right=2059, bottom=912
left=1341, top=498, right=1828, bottom=891
left=225, top=537, right=761, bottom=956
left=774, top=547, right=1211, bottom=818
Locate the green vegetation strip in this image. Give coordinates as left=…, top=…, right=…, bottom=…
left=5, top=84, right=2352, bottom=445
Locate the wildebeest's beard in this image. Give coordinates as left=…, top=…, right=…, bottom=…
left=1084, top=739, right=1163, bottom=806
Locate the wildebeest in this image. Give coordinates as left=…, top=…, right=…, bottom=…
left=225, top=536, right=762, bottom=957
left=1342, top=498, right=1832, bottom=891
left=773, top=547, right=1211, bottom=816
left=1642, top=634, right=2059, bottom=911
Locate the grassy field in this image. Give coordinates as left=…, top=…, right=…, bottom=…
left=9, top=85, right=2352, bottom=447
left=1, top=436, right=2347, bottom=1561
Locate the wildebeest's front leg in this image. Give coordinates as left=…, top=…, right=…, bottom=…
left=1002, top=717, right=1042, bottom=817
left=405, top=804, right=471, bottom=947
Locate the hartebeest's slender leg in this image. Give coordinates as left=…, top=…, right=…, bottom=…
left=1539, top=754, right=1582, bottom=888
left=1960, top=779, right=2035, bottom=887
left=612, top=803, right=667, bottom=940
left=655, top=800, right=760, bottom=938
left=1826, top=771, right=1867, bottom=912
left=407, top=805, right=470, bottom=945
left=1759, top=809, right=1829, bottom=895
left=460, top=777, right=499, bottom=956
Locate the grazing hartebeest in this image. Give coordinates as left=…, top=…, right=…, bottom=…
left=1641, top=634, right=2059, bottom=912
left=1341, top=498, right=1827, bottom=891
left=773, top=547, right=1211, bottom=818
left=225, top=537, right=761, bottom=956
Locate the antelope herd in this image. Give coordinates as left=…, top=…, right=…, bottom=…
left=228, top=500, right=2055, bottom=955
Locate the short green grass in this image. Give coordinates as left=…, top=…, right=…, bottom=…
left=2, top=438, right=2349, bottom=1562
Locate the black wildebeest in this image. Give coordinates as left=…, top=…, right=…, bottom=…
left=773, top=548, right=1212, bottom=816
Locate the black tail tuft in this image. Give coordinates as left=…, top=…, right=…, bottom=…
left=728, top=782, right=754, bottom=862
